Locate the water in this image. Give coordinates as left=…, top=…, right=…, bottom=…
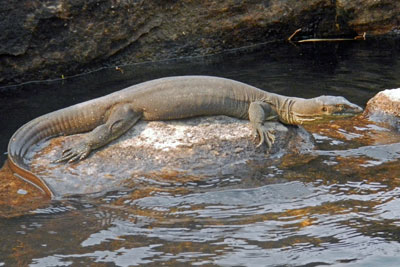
left=1, top=38, right=400, bottom=266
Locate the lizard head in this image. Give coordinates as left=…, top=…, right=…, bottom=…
left=290, top=95, right=363, bottom=124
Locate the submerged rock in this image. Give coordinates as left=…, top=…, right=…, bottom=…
left=30, top=116, right=314, bottom=197
left=365, top=89, right=400, bottom=129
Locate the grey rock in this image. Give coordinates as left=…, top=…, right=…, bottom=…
left=365, top=88, right=400, bottom=130
left=30, top=116, right=314, bottom=196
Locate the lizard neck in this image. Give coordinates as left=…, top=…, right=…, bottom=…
left=260, top=93, right=299, bottom=125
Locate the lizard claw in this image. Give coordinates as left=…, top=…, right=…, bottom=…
left=53, top=142, right=91, bottom=163
left=254, top=125, right=276, bottom=149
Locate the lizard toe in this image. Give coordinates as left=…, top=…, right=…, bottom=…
left=254, top=125, right=276, bottom=149
left=54, top=143, right=91, bottom=163
left=256, top=128, right=265, bottom=148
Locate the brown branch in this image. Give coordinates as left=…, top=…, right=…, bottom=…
left=297, top=32, right=366, bottom=43
left=354, top=32, right=367, bottom=40
left=288, top=28, right=302, bottom=41
left=297, top=38, right=355, bottom=43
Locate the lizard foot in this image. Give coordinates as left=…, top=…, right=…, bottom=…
left=253, top=124, right=276, bottom=149
left=53, top=142, right=92, bottom=163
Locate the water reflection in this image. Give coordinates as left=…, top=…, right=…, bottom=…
left=2, top=39, right=400, bottom=266
left=14, top=176, right=400, bottom=266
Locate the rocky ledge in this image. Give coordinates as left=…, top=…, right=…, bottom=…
left=365, top=89, right=400, bottom=130
left=30, top=116, right=314, bottom=197
left=1, top=0, right=400, bottom=86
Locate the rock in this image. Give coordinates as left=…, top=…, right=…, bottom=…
left=337, top=0, right=400, bottom=35
left=30, top=116, right=314, bottom=196
left=1, top=0, right=399, bottom=86
left=365, top=89, right=400, bottom=129
left=0, top=160, right=50, bottom=218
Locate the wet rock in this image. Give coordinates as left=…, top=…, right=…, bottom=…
left=1, top=0, right=399, bottom=86
left=30, top=116, right=314, bottom=197
left=365, top=88, right=400, bottom=129
left=0, top=160, right=50, bottom=218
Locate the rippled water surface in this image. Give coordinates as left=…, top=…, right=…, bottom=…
left=2, top=39, right=400, bottom=266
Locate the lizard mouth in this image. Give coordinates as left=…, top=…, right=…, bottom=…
left=333, top=104, right=364, bottom=116
left=293, top=106, right=363, bottom=124
left=345, top=102, right=363, bottom=112
left=333, top=112, right=360, bottom=117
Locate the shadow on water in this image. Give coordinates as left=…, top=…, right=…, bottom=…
left=1, top=38, right=400, bottom=266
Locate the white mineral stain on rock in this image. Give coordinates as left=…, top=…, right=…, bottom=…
left=382, top=89, right=400, bottom=101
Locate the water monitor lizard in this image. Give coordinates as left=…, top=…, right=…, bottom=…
left=8, top=76, right=363, bottom=198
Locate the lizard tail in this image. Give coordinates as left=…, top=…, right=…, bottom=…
left=7, top=102, right=107, bottom=198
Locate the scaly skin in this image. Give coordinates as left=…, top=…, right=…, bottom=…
left=8, top=76, right=363, bottom=198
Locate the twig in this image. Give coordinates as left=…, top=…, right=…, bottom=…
left=354, top=32, right=367, bottom=40
left=296, top=32, right=367, bottom=43
left=297, top=38, right=355, bottom=43
left=288, top=28, right=302, bottom=41
left=115, top=66, right=124, bottom=74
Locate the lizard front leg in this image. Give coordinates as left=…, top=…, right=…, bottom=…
left=55, top=104, right=142, bottom=163
left=248, top=101, right=278, bottom=148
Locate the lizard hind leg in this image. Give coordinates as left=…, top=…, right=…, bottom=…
left=248, top=101, right=278, bottom=149
left=55, top=104, right=142, bottom=163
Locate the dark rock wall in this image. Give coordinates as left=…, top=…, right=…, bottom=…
left=1, top=0, right=399, bottom=86
left=338, top=0, right=400, bottom=34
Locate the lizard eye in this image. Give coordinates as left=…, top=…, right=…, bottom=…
left=322, top=107, right=327, bottom=112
